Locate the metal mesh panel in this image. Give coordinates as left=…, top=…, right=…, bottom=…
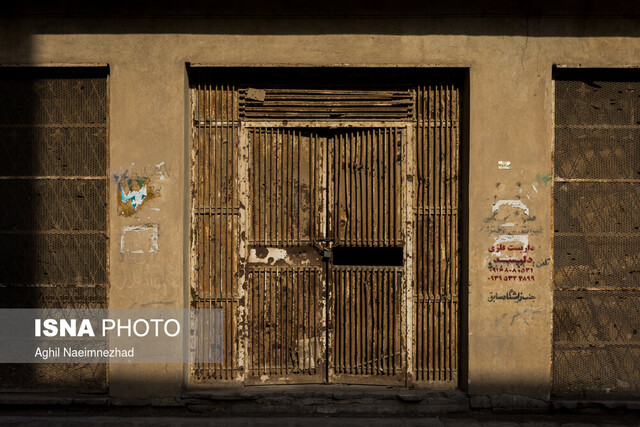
left=554, top=182, right=640, bottom=234
left=0, top=179, right=106, bottom=231
left=0, top=68, right=108, bottom=391
left=555, top=235, right=640, bottom=289
left=0, top=234, right=107, bottom=286
left=555, top=128, right=640, bottom=180
left=554, top=72, right=640, bottom=396
left=414, top=82, right=459, bottom=384
left=0, top=75, right=107, bottom=126
left=0, top=286, right=107, bottom=391
left=554, top=290, right=640, bottom=396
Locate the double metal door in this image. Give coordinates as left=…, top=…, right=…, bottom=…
left=244, top=126, right=406, bottom=385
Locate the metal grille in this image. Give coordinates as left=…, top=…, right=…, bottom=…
left=241, top=89, right=414, bottom=121
left=329, top=128, right=403, bottom=247
left=554, top=72, right=640, bottom=396
left=190, top=70, right=462, bottom=388
left=414, top=82, right=459, bottom=384
left=247, top=266, right=324, bottom=383
left=330, top=266, right=403, bottom=383
left=191, top=80, right=239, bottom=381
left=0, top=68, right=108, bottom=391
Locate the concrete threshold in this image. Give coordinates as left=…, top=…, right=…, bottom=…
left=182, top=385, right=470, bottom=417
left=0, top=392, right=108, bottom=406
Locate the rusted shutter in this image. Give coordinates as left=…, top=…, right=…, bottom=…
left=0, top=68, right=108, bottom=391
left=414, top=82, right=460, bottom=385
left=241, top=89, right=414, bottom=121
left=191, top=80, right=240, bottom=381
left=554, top=72, right=640, bottom=396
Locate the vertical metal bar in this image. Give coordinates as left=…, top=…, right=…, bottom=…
left=261, top=270, right=266, bottom=375
left=392, top=128, right=396, bottom=246
left=335, top=269, right=340, bottom=374
left=358, top=131, right=364, bottom=246
left=447, top=83, right=453, bottom=381
left=269, top=269, right=275, bottom=375
left=297, top=130, right=302, bottom=246
left=364, top=130, right=369, bottom=246
left=357, top=268, right=362, bottom=375
left=285, top=269, right=290, bottom=375
left=345, top=132, right=350, bottom=246
left=208, top=82, right=216, bottom=377
left=195, top=79, right=202, bottom=377
left=430, top=83, right=436, bottom=381
left=224, top=84, right=231, bottom=378
left=420, top=85, right=426, bottom=381
left=279, top=129, right=284, bottom=247
left=288, top=130, right=292, bottom=245
left=377, top=267, right=382, bottom=375
left=381, top=269, right=386, bottom=376
left=303, top=268, right=308, bottom=372
left=231, top=85, right=237, bottom=378
left=267, top=128, right=273, bottom=246
left=295, top=268, right=300, bottom=373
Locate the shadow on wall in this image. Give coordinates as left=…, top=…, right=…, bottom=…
left=3, top=1, right=640, bottom=37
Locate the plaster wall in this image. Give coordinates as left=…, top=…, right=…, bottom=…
left=1, top=16, right=639, bottom=402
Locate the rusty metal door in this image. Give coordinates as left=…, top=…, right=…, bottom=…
left=245, top=128, right=327, bottom=384
left=327, top=128, right=406, bottom=385
left=245, top=126, right=406, bottom=385
left=190, top=73, right=461, bottom=388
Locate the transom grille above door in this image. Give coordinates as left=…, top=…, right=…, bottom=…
left=189, top=68, right=461, bottom=387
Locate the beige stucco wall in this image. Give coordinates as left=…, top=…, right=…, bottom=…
left=1, top=16, right=639, bottom=402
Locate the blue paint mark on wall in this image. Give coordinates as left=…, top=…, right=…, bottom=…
left=121, top=185, right=147, bottom=210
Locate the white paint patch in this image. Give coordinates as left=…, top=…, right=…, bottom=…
left=155, top=161, right=167, bottom=181
left=249, top=247, right=291, bottom=265
left=532, top=184, right=538, bottom=193
left=492, top=234, right=529, bottom=258
left=498, top=161, right=511, bottom=170
left=501, top=223, right=515, bottom=227
left=492, top=200, right=530, bottom=216
left=120, top=224, right=159, bottom=254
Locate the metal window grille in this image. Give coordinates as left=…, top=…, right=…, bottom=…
left=554, top=71, right=640, bottom=397
left=0, top=68, right=109, bottom=391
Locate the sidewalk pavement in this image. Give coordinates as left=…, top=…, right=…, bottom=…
left=1, top=412, right=640, bottom=426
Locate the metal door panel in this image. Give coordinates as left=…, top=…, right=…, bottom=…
left=245, top=128, right=326, bottom=384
